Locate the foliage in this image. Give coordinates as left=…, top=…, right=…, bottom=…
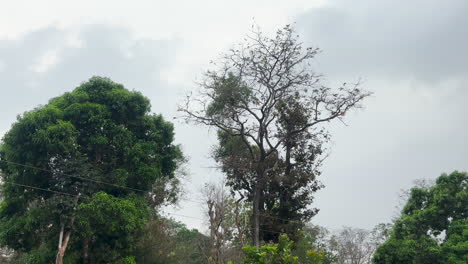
left=214, top=130, right=320, bottom=242
left=75, top=192, right=149, bottom=263
left=0, top=77, right=183, bottom=262
left=180, top=24, right=371, bottom=245
left=241, top=234, right=326, bottom=264
left=10, top=244, right=56, bottom=264
left=373, top=171, right=468, bottom=264
left=135, top=217, right=210, bottom=264
left=293, top=225, right=335, bottom=264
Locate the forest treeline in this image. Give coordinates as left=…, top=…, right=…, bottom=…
left=0, top=25, right=466, bottom=264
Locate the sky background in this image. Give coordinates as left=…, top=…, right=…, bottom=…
left=1, top=0, right=467, bottom=232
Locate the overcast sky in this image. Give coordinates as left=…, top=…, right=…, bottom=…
left=1, top=0, right=467, bottom=232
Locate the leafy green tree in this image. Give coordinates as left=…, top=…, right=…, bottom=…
left=241, top=234, right=325, bottom=264
left=214, top=130, right=319, bottom=243
left=180, top=24, right=371, bottom=246
left=0, top=77, right=183, bottom=263
left=75, top=192, right=148, bottom=263
left=293, top=225, right=335, bottom=264
left=373, top=171, right=468, bottom=264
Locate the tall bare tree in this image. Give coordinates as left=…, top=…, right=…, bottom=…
left=203, top=182, right=231, bottom=264
left=329, top=224, right=391, bottom=264
left=202, top=182, right=250, bottom=264
left=330, top=227, right=373, bottom=264
left=180, top=24, right=371, bottom=247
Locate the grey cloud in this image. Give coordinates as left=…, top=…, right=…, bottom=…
left=297, top=0, right=468, bottom=84
left=0, top=25, right=178, bottom=135
left=295, top=0, right=468, bottom=230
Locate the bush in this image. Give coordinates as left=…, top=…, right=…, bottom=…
left=240, top=234, right=325, bottom=264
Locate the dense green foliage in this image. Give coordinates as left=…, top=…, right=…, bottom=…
left=215, top=126, right=322, bottom=242
left=240, top=234, right=326, bottom=264
left=373, top=171, right=468, bottom=264
left=0, top=77, right=182, bottom=263
left=293, top=226, right=336, bottom=264
left=76, top=192, right=149, bottom=263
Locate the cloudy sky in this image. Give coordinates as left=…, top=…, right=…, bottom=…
left=1, top=0, right=467, bottom=232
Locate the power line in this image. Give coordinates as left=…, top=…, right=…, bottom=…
left=3, top=181, right=77, bottom=197
left=0, top=159, right=146, bottom=193
left=0, top=159, right=306, bottom=224
left=3, top=178, right=305, bottom=227
left=164, top=213, right=293, bottom=235
left=1, top=158, right=208, bottom=206
left=0, top=159, right=215, bottom=206
left=2, top=179, right=292, bottom=236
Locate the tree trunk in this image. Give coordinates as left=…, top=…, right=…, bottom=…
left=234, top=196, right=245, bottom=248
left=56, top=199, right=77, bottom=264
left=252, top=182, right=261, bottom=248
left=278, top=141, right=292, bottom=233
left=56, top=231, right=71, bottom=264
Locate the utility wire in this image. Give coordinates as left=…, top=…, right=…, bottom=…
left=2, top=179, right=291, bottom=236
left=0, top=159, right=209, bottom=205
left=0, top=159, right=306, bottom=224
left=0, top=159, right=146, bottom=193
left=3, top=181, right=77, bottom=197
left=169, top=212, right=290, bottom=235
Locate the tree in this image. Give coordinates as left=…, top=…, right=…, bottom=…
left=373, top=171, right=468, bottom=264
left=75, top=192, right=149, bottom=263
left=203, top=182, right=233, bottom=264
left=329, top=227, right=375, bottom=264
left=241, top=234, right=326, bottom=264
left=394, top=178, right=435, bottom=218
left=202, top=182, right=251, bottom=264
left=180, top=24, right=371, bottom=246
left=0, top=77, right=183, bottom=263
left=293, top=224, right=336, bottom=264
left=135, top=217, right=210, bottom=264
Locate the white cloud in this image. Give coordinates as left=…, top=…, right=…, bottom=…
left=30, top=50, right=60, bottom=73
left=0, top=0, right=326, bottom=39
left=0, top=0, right=327, bottom=90
left=65, top=31, right=84, bottom=48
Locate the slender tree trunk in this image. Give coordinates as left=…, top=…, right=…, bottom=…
left=208, top=200, right=217, bottom=264
left=252, top=182, right=261, bottom=248
left=253, top=162, right=268, bottom=248
left=56, top=231, right=71, bottom=264
left=58, top=224, right=64, bottom=249
left=279, top=141, right=292, bottom=230
left=56, top=198, right=78, bottom=264
left=234, top=196, right=245, bottom=248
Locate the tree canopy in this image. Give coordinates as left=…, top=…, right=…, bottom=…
left=241, top=234, right=326, bottom=264
left=372, top=171, right=468, bottom=264
left=180, top=24, right=371, bottom=246
left=0, top=77, right=183, bottom=263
